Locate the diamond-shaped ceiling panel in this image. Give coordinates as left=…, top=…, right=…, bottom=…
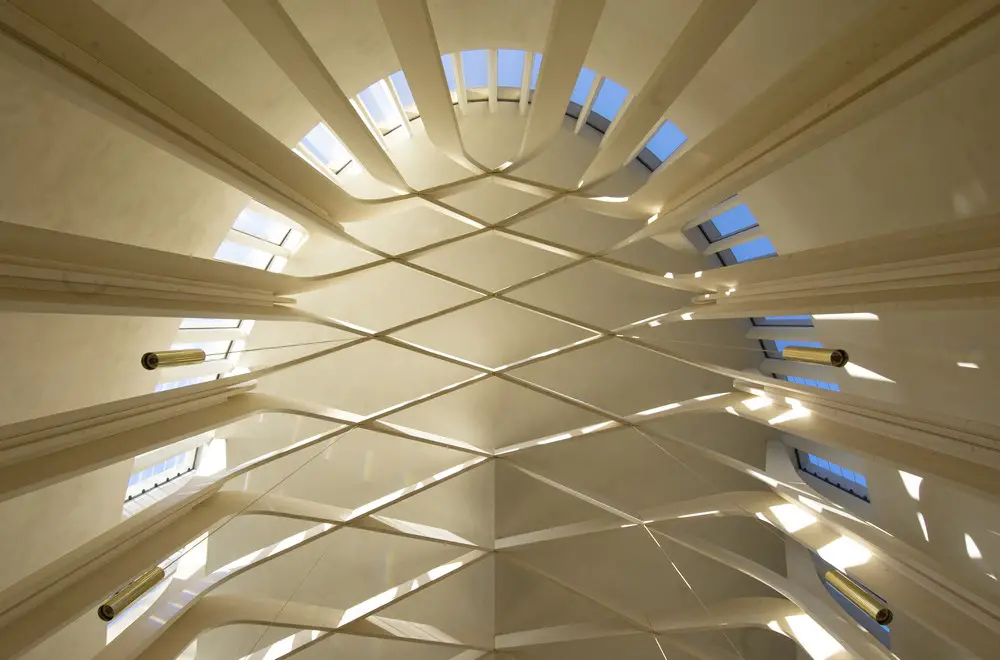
left=411, top=231, right=572, bottom=292
left=343, top=205, right=475, bottom=255
left=437, top=178, right=549, bottom=224
left=392, top=298, right=596, bottom=369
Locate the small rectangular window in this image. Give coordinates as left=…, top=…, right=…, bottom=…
left=796, top=449, right=869, bottom=501
left=497, top=49, right=524, bottom=87
left=590, top=77, right=628, bottom=122
left=461, top=49, right=489, bottom=88
left=299, top=123, right=352, bottom=172
left=389, top=71, right=415, bottom=110
left=702, top=204, right=758, bottom=242
left=358, top=80, right=403, bottom=132
left=778, top=374, right=842, bottom=392
left=233, top=208, right=290, bottom=246
left=570, top=67, right=597, bottom=106
left=729, top=236, right=776, bottom=263
left=529, top=53, right=542, bottom=90
left=442, top=53, right=457, bottom=91
left=638, top=120, right=687, bottom=170
left=214, top=241, right=273, bottom=270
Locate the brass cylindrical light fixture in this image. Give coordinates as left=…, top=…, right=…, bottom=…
left=97, top=566, right=165, bottom=621
left=782, top=346, right=849, bottom=368
left=824, top=568, right=893, bottom=625
left=141, top=349, right=206, bottom=371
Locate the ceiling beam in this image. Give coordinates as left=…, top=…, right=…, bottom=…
left=0, top=0, right=379, bottom=233
left=375, top=0, right=479, bottom=171
left=577, top=0, right=756, bottom=187
left=515, top=0, right=606, bottom=165
left=223, top=0, right=409, bottom=192
left=619, top=0, right=1000, bottom=246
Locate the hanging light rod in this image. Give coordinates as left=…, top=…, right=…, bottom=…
left=782, top=346, right=849, bottom=368
left=141, top=349, right=206, bottom=371
left=824, top=568, right=893, bottom=625
left=97, top=566, right=165, bottom=621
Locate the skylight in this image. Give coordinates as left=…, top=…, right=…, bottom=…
left=781, top=374, right=841, bottom=391
left=298, top=122, right=353, bottom=173
left=529, top=53, right=542, bottom=90
left=753, top=315, right=814, bottom=327
left=461, top=49, right=489, bottom=88
left=497, top=49, right=524, bottom=87
left=796, top=449, right=869, bottom=501
left=639, top=120, right=687, bottom=170
left=730, top=235, right=777, bottom=262
left=703, top=204, right=758, bottom=241
left=441, top=53, right=457, bottom=91
left=389, top=70, right=415, bottom=110
left=358, top=80, right=404, bottom=133
left=590, top=76, right=628, bottom=122
left=214, top=241, right=273, bottom=269
left=233, top=207, right=291, bottom=245
left=570, top=67, right=597, bottom=106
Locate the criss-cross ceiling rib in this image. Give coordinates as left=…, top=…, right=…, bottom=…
left=619, top=0, right=1000, bottom=245
left=223, top=0, right=409, bottom=191
left=119, top=594, right=484, bottom=660
left=515, top=0, right=606, bottom=167
left=376, top=0, right=481, bottom=172
left=578, top=0, right=756, bottom=187
left=495, top=596, right=801, bottom=650
left=93, top=463, right=492, bottom=660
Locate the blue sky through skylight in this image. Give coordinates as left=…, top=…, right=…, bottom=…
left=389, top=71, right=414, bottom=108
left=645, top=121, right=686, bottom=163
left=591, top=77, right=627, bottom=121
left=775, top=340, right=823, bottom=352
left=442, top=54, right=457, bottom=91
left=530, top=54, right=542, bottom=90
left=709, top=204, right=758, bottom=238
left=785, top=375, right=841, bottom=391
left=461, top=50, right=489, bottom=88
left=498, top=49, right=524, bottom=87
left=570, top=68, right=597, bottom=105
left=730, top=236, right=776, bottom=262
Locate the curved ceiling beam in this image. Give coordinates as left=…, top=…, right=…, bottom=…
left=0, top=449, right=491, bottom=660
left=108, top=593, right=485, bottom=660
left=223, top=0, right=410, bottom=192
left=514, top=0, right=606, bottom=167
left=577, top=0, right=756, bottom=188
left=0, top=0, right=376, bottom=233
left=375, top=0, right=481, bottom=172
left=617, top=0, right=1000, bottom=246
left=495, top=596, right=800, bottom=649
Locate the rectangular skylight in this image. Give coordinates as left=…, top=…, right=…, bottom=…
left=644, top=120, right=687, bottom=163
left=214, top=241, right=272, bottom=270
left=590, top=77, right=628, bottom=121
left=570, top=67, right=597, bottom=105
left=752, top=315, right=814, bottom=327
left=461, top=49, right=489, bottom=88
left=730, top=235, right=777, bottom=262
left=441, top=53, right=457, bottom=91
left=358, top=80, right=403, bottom=132
left=299, top=123, right=352, bottom=172
left=530, top=53, right=542, bottom=90
left=497, top=49, right=524, bottom=87
left=389, top=70, right=415, bottom=109
left=781, top=374, right=841, bottom=392
left=233, top=208, right=291, bottom=245
left=796, top=449, right=869, bottom=501
left=704, top=204, right=758, bottom=241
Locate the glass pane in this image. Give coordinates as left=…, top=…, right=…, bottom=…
left=530, top=53, right=542, bottom=90
left=775, top=339, right=823, bottom=352
left=233, top=208, right=290, bottom=245
left=497, top=49, right=524, bottom=87
left=300, top=123, right=352, bottom=171
left=214, top=241, right=273, bottom=269
left=461, top=49, right=489, bottom=88
left=855, top=474, right=867, bottom=487
left=180, top=318, right=240, bottom=329
left=646, top=120, right=687, bottom=163
left=267, top=255, right=288, bottom=273
left=570, top=68, right=597, bottom=106
left=829, top=464, right=843, bottom=476
left=842, top=468, right=856, bottom=482
left=762, top=315, right=813, bottom=326
left=591, top=77, right=628, bottom=121
left=359, top=81, right=403, bottom=131
left=708, top=204, right=758, bottom=240
left=441, top=54, right=457, bottom=91
left=282, top=229, right=306, bottom=252
left=389, top=70, right=415, bottom=109
left=730, top=236, right=777, bottom=262
left=155, top=374, right=213, bottom=392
